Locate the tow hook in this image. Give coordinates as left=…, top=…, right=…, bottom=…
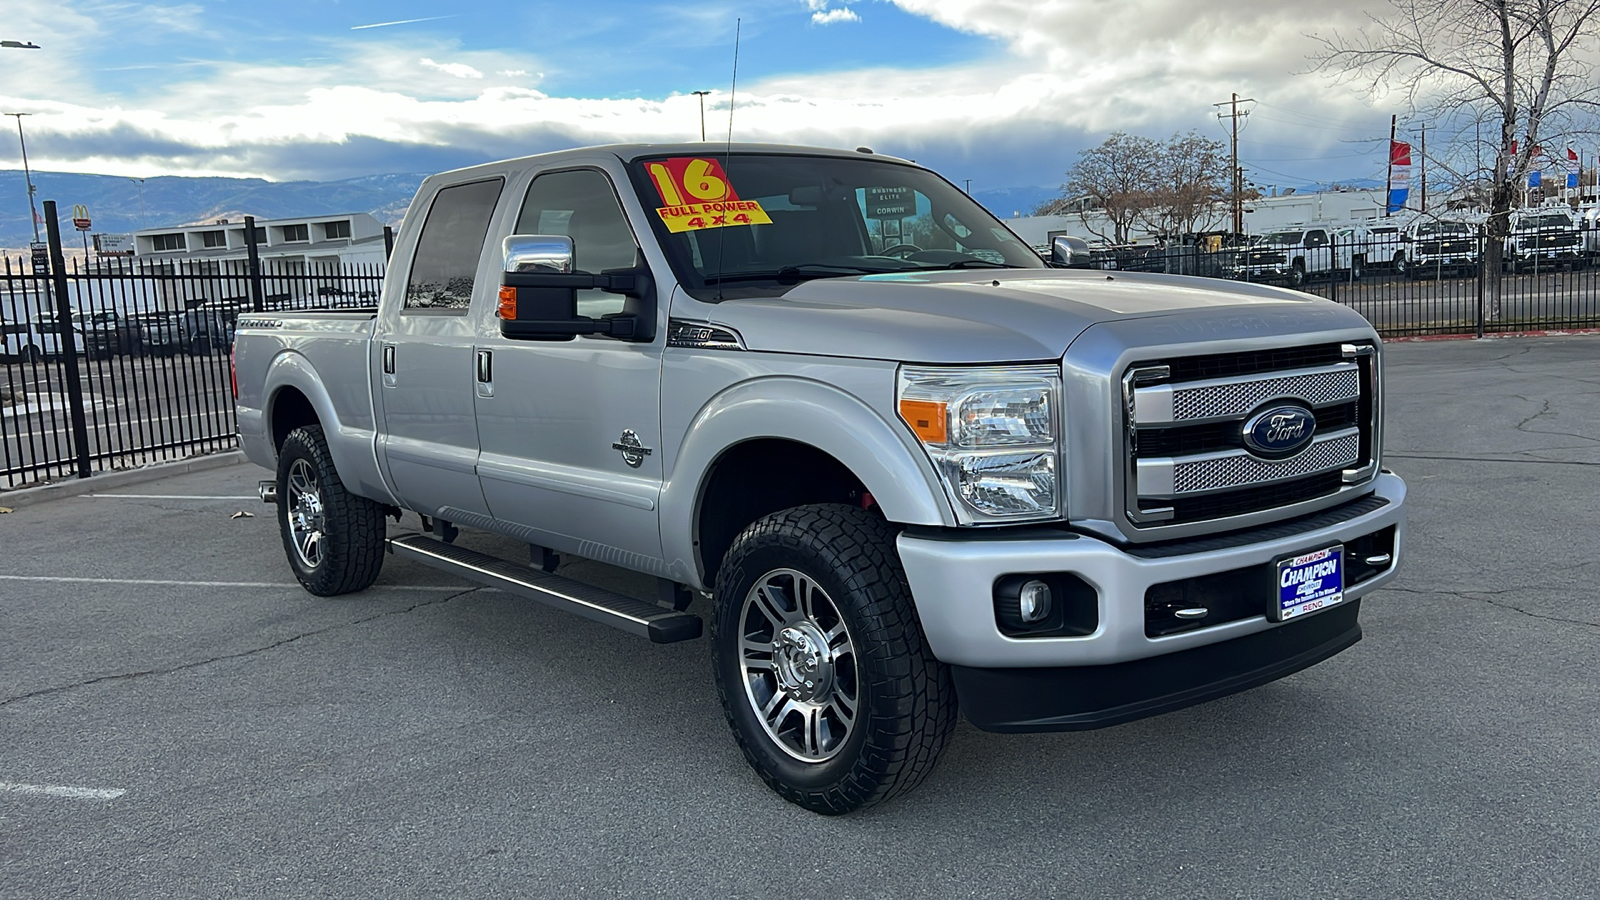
left=258, top=480, right=278, bottom=504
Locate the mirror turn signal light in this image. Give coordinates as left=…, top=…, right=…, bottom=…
left=899, top=399, right=948, bottom=444
left=497, top=285, right=517, bottom=319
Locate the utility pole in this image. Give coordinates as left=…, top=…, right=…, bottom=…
left=1213, top=93, right=1254, bottom=235
left=964, top=179, right=971, bottom=195
left=691, top=90, right=711, bottom=141
left=1420, top=123, right=1427, bottom=213
left=6, top=112, right=41, bottom=242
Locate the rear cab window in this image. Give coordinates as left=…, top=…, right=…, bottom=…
left=404, top=178, right=505, bottom=312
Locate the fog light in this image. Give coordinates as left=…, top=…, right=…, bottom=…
left=1018, top=579, right=1052, bottom=624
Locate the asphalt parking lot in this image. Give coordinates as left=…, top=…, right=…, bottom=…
left=3, top=335, right=1598, bottom=898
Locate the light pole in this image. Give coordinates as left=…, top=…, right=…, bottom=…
left=6, top=112, right=41, bottom=243
left=130, top=177, right=147, bottom=227
left=1, top=40, right=42, bottom=49
left=692, top=90, right=711, bottom=141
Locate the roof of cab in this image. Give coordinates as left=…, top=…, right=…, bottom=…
left=419, top=142, right=918, bottom=185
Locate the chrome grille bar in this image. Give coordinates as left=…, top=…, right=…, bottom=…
left=1136, top=428, right=1361, bottom=498
left=1133, top=363, right=1360, bottom=425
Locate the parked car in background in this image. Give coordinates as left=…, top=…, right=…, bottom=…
left=1405, top=219, right=1481, bottom=279
left=1233, top=225, right=1360, bottom=286
left=135, top=312, right=183, bottom=357
left=77, top=310, right=141, bottom=358
left=1505, top=209, right=1584, bottom=272
left=180, top=307, right=236, bottom=355
left=0, top=317, right=87, bottom=362
left=1366, top=224, right=1405, bottom=274
left=1580, top=206, right=1600, bottom=262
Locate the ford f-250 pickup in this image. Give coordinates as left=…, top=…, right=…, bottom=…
left=233, top=143, right=1407, bottom=814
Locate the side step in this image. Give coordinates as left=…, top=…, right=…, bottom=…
left=387, top=533, right=702, bottom=643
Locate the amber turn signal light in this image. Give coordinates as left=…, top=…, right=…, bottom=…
left=898, top=399, right=948, bottom=444
left=497, top=285, right=517, bottom=319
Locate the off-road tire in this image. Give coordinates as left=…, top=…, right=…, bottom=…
left=276, top=424, right=385, bottom=596
left=711, top=503, right=957, bottom=815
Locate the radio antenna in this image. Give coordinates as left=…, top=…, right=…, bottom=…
left=714, top=17, right=741, bottom=301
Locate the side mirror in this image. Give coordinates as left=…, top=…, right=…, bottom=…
left=497, top=235, right=655, bottom=342
left=1049, top=235, right=1093, bottom=268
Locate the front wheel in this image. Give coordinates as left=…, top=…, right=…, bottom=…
left=711, top=504, right=957, bottom=814
left=1287, top=261, right=1307, bottom=288
left=276, top=424, right=386, bottom=595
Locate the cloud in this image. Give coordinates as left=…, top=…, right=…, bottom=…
left=420, top=58, right=485, bottom=79
left=811, top=8, right=860, bottom=24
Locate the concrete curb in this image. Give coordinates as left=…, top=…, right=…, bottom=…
left=0, top=451, right=247, bottom=510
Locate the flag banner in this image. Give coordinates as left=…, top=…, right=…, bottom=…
left=1567, top=148, right=1580, bottom=189
left=1388, top=140, right=1412, bottom=213
left=1529, top=169, right=1542, bottom=188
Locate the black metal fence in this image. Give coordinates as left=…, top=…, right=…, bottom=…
left=1, top=202, right=384, bottom=489
left=1096, top=230, right=1600, bottom=338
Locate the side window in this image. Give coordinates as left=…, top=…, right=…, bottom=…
left=516, top=169, right=639, bottom=318
left=1306, top=230, right=1329, bottom=248
left=404, top=178, right=504, bottom=311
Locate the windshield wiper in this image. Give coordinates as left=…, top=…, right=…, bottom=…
left=910, top=259, right=1023, bottom=270
left=703, top=263, right=893, bottom=285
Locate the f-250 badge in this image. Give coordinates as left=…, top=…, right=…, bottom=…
left=612, top=430, right=653, bottom=468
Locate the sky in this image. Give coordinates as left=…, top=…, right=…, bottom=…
left=0, top=0, right=1502, bottom=199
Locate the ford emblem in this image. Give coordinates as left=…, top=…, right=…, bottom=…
left=1242, top=405, right=1316, bottom=458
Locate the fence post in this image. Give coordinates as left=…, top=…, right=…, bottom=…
left=1475, top=227, right=1486, bottom=339
left=43, top=200, right=93, bottom=480
left=245, top=215, right=264, bottom=313
left=383, top=225, right=394, bottom=261
left=1328, top=239, right=1339, bottom=305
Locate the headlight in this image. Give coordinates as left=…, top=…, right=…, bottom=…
left=897, top=365, right=1061, bottom=524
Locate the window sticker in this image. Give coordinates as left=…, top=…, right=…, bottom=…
left=646, top=157, right=773, bottom=234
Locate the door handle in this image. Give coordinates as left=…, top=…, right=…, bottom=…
left=476, top=349, right=492, bottom=383
left=383, top=344, right=396, bottom=374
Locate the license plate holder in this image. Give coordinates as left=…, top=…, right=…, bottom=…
left=1273, top=545, right=1344, bottom=622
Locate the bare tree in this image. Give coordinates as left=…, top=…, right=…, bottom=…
left=1050, top=132, right=1162, bottom=244
left=1140, top=132, right=1232, bottom=238
left=1309, top=0, right=1600, bottom=319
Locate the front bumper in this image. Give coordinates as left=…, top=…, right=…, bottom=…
left=952, top=599, right=1362, bottom=732
left=897, top=472, right=1404, bottom=671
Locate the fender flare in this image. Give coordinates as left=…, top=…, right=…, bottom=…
left=659, top=376, right=955, bottom=587
left=263, top=350, right=397, bottom=506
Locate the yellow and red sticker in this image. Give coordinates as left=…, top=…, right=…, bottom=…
left=646, top=157, right=772, bottom=234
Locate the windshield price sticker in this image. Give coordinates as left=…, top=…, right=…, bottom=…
left=1275, top=546, right=1344, bottom=622
left=648, top=157, right=773, bottom=234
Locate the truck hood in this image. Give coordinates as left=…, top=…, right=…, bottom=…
left=703, top=269, right=1354, bottom=363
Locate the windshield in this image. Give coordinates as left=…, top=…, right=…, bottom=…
left=627, top=152, right=1044, bottom=298
left=1416, top=222, right=1471, bottom=236
left=1517, top=214, right=1572, bottom=230
left=1261, top=231, right=1305, bottom=245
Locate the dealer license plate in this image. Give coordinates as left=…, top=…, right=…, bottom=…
left=1274, top=545, right=1344, bottom=622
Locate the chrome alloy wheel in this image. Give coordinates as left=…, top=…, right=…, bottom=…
left=738, top=568, right=860, bottom=763
left=285, top=458, right=327, bottom=570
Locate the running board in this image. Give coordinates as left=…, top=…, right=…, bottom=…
left=387, top=534, right=702, bottom=643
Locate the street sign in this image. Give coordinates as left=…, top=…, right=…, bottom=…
left=94, top=233, right=135, bottom=256
left=30, top=241, right=48, bottom=273
left=72, top=203, right=91, bottom=231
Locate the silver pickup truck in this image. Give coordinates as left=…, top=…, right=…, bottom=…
left=234, top=143, right=1406, bottom=814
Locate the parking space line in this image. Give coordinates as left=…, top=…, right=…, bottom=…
left=0, top=575, right=463, bottom=591
left=87, top=494, right=257, bottom=500
left=0, top=782, right=126, bottom=801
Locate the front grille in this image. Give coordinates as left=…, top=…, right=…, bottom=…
left=1246, top=250, right=1286, bottom=265
left=1123, top=342, right=1378, bottom=530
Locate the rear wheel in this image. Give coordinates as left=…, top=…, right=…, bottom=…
left=276, top=424, right=386, bottom=595
left=711, top=504, right=957, bottom=814
left=21, top=344, right=41, bottom=364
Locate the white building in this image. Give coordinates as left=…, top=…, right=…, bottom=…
left=1004, top=189, right=1398, bottom=248
left=125, top=212, right=390, bottom=268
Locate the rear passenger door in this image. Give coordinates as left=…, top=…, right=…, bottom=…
left=374, top=176, right=505, bottom=520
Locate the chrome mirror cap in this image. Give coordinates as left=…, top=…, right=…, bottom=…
left=503, top=234, right=574, bottom=273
